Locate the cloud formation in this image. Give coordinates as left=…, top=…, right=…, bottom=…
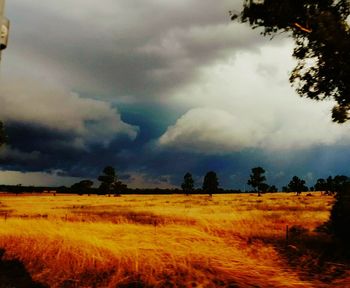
left=0, top=80, right=138, bottom=149
left=160, top=41, right=350, bottom=153
left=1, top=0, right=350, bottom=189
left=5, top=0, right=264, bottom=99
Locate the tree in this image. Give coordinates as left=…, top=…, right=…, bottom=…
left=98, top=166, right=126, bottom=196
left=181, top=172, right=194, bottom=195
left=247, top=167, right=266, bottom=196
left=71, top=180, right=94, bottom=195
left=287, top=176, right=308, bottom=195
left=314, top=178, right=327, bottom=192
left=233, top=0, right=350, bottom=123
left=331, top=175, right=349, bottom=194
left=316, top=175, right=350, bottom=194
left=202, top=171, right=219, bottom=196
left=326, top=179, right=350, bottom=248
left=268, top=185, right=278, bottom=193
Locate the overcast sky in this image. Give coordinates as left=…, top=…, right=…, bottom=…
left=1, top=0, right=350, bottom=189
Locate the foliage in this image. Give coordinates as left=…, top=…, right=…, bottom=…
left=287, top=176, right=308, bottom=195
left=319, top=176, right=350, bottom=248
left=247, top=167, right=266, bottom=196
left=314, top=178, right=328, bottom=192
left=181, top=172, right=194, bottom=195
left=328, top=175, right=349, bottom=194
left=98, top=166, right=126, bottom=196
left=71, top=180, right=94, bottom=195
left=202, top=171, right=219, bottom=196
left=327, top=182, right=350, bottom=245
left=268, top=185, right=278, bottom=193
left=233, top=0, right=350, bottom=123
left=314, top=175, right=349, bottom=194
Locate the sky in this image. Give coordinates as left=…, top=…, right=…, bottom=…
left=1, top=0, right=350, bottom=190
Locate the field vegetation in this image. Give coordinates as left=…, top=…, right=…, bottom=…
left=0, top=192, right=349, bottom=287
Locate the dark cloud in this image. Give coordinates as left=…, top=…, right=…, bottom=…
left=5, top=0, right=268, bottom=99
left=1, top=0, right=350, bottom=189
left=3, top=115, right=350, bottom=189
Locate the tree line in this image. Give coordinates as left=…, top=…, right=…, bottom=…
left=181, top=167, right=350, bottom=197
left=2, top=165, right=350, bottom=197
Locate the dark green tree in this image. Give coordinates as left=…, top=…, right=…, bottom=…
left=287, top=176, right=308, bottom=195
left=181, top=172, right=194, bottom=195
left=233, top=0, right=350, bottom=123
left=98, top=166, right=126, bottom=196
left=247, top=167, right=266, bottom=196
left=202, top=171, right=219, bottom=197
left=71, top=180, right=94, bottom=195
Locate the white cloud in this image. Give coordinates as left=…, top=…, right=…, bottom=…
left=160, top=40, right=350, bottom=153
left=0, top=80, right=138, bottom=148
left=159, top=108, right=263, bottom=153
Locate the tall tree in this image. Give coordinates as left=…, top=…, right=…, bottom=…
left=202, top=171, right=219, bottom=197
left=247, top=167, right=266, bottom=196
left=287, top=176, right=308, bottom=195
left=181, top=172, right=194, bottom=195
left=233, top=0, right=350, bottom=123
left=98, top=166, right=126, bottom=196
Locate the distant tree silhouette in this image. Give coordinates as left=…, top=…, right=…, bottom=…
left=259, top=183, right=269, bottom=193
left=71, top=180, right=94, bottom=195
left=287, top=176, right=308, bottom=195
left=233, top=0, right=350, bottom=123
left=98, top=166, right=126, bottom=196
left=330, top=175, right=349, bottom=195
left=268, top=185, right=278, bottom=193
left=202, top=171, right=219, bottom=197
left=315, top=175, right=350, bottom=195
left=247, top=167, right=266, bottom=196
left=181, top=172, right=194, bottom=196
left=314, top=178, right=328, bottom=192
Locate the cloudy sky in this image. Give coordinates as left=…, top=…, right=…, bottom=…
left=1, top=0, right=350, bottom=189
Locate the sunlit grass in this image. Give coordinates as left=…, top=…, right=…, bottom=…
left=0, top=192, right=345, bottom=287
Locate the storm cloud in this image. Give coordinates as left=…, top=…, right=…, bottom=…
left=1, top=0, right=350, bottom=189
left=4, top=0, right=264, bottom=99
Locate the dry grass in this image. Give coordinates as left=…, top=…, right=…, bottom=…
left=0, top=192, right=348, bottom=287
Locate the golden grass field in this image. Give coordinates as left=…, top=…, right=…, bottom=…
left=0, top=192, right=348, bottom=287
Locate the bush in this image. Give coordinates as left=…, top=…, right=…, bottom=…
left=327, top=184, right=350, bottom=244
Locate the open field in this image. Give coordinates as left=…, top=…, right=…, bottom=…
left=0, top=192, right=348, bottom=287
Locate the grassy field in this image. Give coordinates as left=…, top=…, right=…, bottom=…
left=0, top=192, right=348, bottom=287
